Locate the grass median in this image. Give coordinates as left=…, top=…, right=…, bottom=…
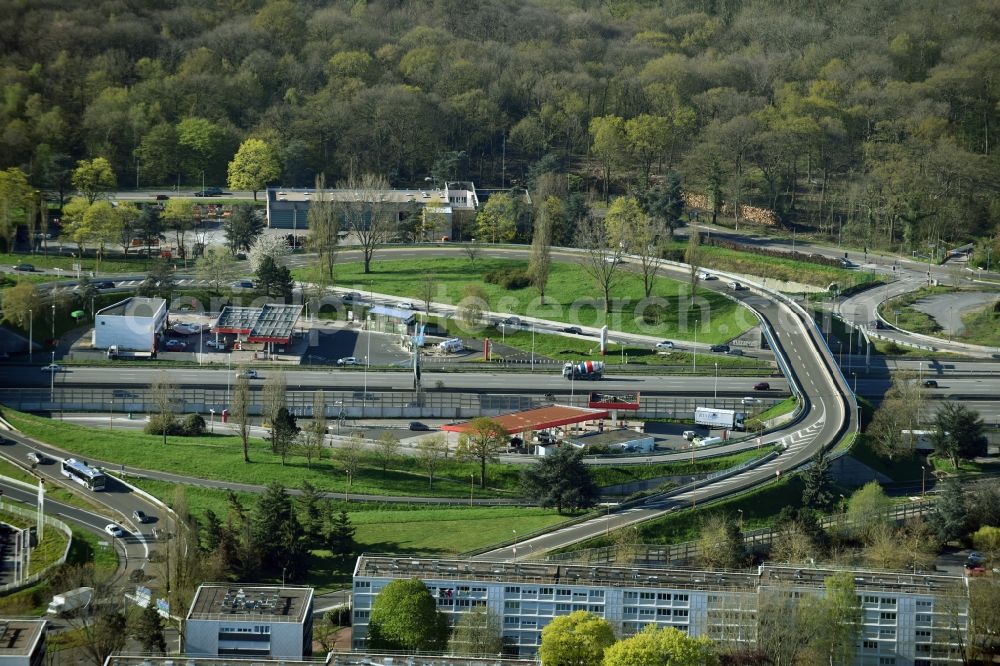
left=296, top=257, right=755, bottom=344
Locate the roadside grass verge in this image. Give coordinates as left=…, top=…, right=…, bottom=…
left=3, top=407, right=775, bottom=498
left=0, top=508, right=70, bottom=575
left=0, top=252, right=155, bottom=275
left=958, top=299, right=1000, bottom=347
left=847, top=435, right=924, bottom=482
left=444, top=323, right=770, bottom=370
left=295, top=258, right=755, bottom=344
left=877, top=286, right=953, bottom=335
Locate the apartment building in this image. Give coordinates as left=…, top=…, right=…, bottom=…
left=352, top=555, right=968, bottom=665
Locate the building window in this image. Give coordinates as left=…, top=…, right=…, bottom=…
left=354, top=581, right=370, bottom=589
left=640, top=592, right=655, bottom=600
left=880, top=598, right=896, bottom=606
left=673, top=610, right=689, bottom=618
left=354, top=610, right=369, bottom=621
left=675, top=594, right=689, bottom=602
left=915, top=630, right=931, bottom=639
left=879, top=659, right=896, bottom=665
left=505, top=586, right=521, bottom=594
left=624, top=592, right=638, bottom=600
left=915, top=614, right=931, bottom=623
left=540, top=587, right=553, bottom=595
left=864, top=596, right=878, bottom=604
left=657, top=593, right=671, bottom=601
left=504, top=602, right=520, bottom=611
left=880, top=612, right=897, bottom=621
left=589, top=590, right=605, bottom=598
left=863, top=640, right=878, bottom=649
left=504, top=617, right=517, bottom=626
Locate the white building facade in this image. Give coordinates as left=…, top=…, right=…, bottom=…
left=352, top=556, right=968, bottom=665
left=92, top=297, right=166, bottom=352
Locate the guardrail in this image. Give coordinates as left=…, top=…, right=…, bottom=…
left=0, top=490, right=74, bottom=594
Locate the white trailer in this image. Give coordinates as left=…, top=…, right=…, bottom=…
left=47, top=587, right=93, bottom=615
left=694, top=407, right=745, bottom=430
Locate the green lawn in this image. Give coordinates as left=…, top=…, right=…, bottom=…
left=957, top=299, right=1000, bottom=347
left=297, top=258, right=754, bottom=344
left=0, top=508, right=70, bottom=575
left=0, top=252, right=155, bottom=275
left=845, top=434, right=925, bottom=482
left=877, top=286, right=953, bottom=335
left=3, top=408, right=774, bottom=499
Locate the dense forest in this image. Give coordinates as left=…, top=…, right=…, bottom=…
left=0, top=0, right=997, bottom=252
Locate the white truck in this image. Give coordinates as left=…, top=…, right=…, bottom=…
left=562, top=360, right=604, bottom=380
left=47, top=587, right=93, bottom=615
left=438, top=338, right=464, bottom=353
left=695, top=407, right=746, bottom=430
left=107, top=345, right=154, bottom=359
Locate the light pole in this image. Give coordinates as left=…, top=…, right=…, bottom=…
left=531, top=326, right=535, bottom=371
left=226, top=354, right=232, bottom=404
left=109, top=400, right=113, bottom=430
left=469, top=473, right=474, bottom=506
left=852, top=372, right=857, bottom=393
left=737, top=509, right=743, bottom=531
left=921, top=465, right=926, bottom=498
left=51, top=303, right=55, bottom=341
left=512, top=529, right=517, bottom=561
left=28, top=309, right=32, bottom=363
left=209, top=408, right=215, bottom=433
left=49, top=351, right=55, bottom=402
left=714, top=362, right=718, bottom=400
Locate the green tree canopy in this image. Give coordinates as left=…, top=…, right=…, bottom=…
left=932, top=402, right=988, bottom=470
left=72, top=157, right=116, bottom=204
left=539, top=610, right=615, bottom=666
left=602, top=624, right=719, bottom=666
left=520, top=446, right=598, bottom=513
left=367, top=578, right=448, bottom=652
left=456, top=417, right=508, bottom=488
left=227, top=138, right=280, bottom=200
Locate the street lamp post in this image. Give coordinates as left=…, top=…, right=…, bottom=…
left=51, top=304, right=55, bottom=341
left=921, top=465, right=926, bottom=498
left=49, top=351, right=55, bottom=402
left=714, top=363, right=718, bottom=400
left=693, top=319, right=698, bottom=372
left=512, top=529, right=517, bottom=561
left=109, top=400, right=113, bottom=430
left=209, top=408, right=215, bottom=433
left=28, top=309, right=32, bottom=363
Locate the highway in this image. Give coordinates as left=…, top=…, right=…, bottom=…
left=0, top=366, right=785, bottom=396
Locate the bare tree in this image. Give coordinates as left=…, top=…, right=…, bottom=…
left=308, top=173, right=340, bottom=283
left=416, top=434, right=448, bottom=486
left=337, top=173, right=395, bottom=273
left=231, top=370, right=252, bottom=463
left=149, top=371, right=177, bottom=446
left=300, top=390, right=327, bottom=467
left=685, top=230, right=702, bottom=303
left=262, top=369, right=287, bottom=431
left=463, top=241, right=482, bottom=266
left=529, top=198, right=554, bottom=304
left=575, top=214, right=623, bottom=314
left=53, top=565, right=128, bottom=665
left=418, top=275, right=438, bottom=314
left=375, top=431, right=400, bottom=472
left=335, top=434, right=364, bottom=487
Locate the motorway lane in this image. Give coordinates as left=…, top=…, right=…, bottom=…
left=0, top=365, right=786, bottom=396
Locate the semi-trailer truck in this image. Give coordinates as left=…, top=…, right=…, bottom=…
left=694, top=407, right=746, bottom=430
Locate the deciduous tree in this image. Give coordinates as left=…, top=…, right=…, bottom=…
left=602, top=624, right=719, bottom=666
left=475, top=192, right=519, bottom=244
left=195, top=246, right=239, bottom=294
left=538, top=610, right=615, bottom=666
left=575, top=214, right=622, bottom=315
left=227, top=138, right=280, bottom=200
left=932, top=402, right=988, bottom=470
left=529, top=197, right=554, bottom=304
left=308, top=173, right=340, bottom=283
left=416, top=434, right=448, bottom=486
left=269, top=407, right=299, bottom=465
left=367, top=578, right=448, bottom=652
left=456, top=417, right=508, bottom=488
left=72, top=157, right=115, bottom=204
left=231, top=371, right=252, bottom=463
left=337, top=173, right=395, bottom=273
left=375, top=431, right=400, bottom=472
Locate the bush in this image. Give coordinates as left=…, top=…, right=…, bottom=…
left=483, top=268, right=531, bottom=290
left=183, top=413, right=206, bottom=436
left=144, top=414, right=183, bottom=436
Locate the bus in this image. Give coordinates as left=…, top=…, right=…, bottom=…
left=60, top=458, right=107, bottom=491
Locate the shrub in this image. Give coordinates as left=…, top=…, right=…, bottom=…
left=144, top=414, right=183, bottom=436
left=183, top=413, right=206, bottom=436
left=483, top=268, right=531, bottom=290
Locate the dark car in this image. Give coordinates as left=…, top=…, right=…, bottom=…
left=562, top=326, right=583, bottom=335
left=193, top=187, right=224, bottom=197
left=710, top=344, right=730, bottom=353
left=154, top=194, right=169, bottom=201
left=408, top=421, right=430, bottom=431
left=753, top=382, right=771, bottom=391
left=95, top=281, right=116, bottom=290
left=923, top=379, right=938, bottom=388
left=13, top=263, right=34, bottom=272
left=132, top=510, right=149, bottom=524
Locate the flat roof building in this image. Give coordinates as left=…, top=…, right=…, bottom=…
left=352, top=555, right=968, bottom=664
left=0, top=620, right=46, bottom=666
left=213, top=304, right=303, bottom=345
left=185, top=584, right=314, bottom=659
left=92, top=297, right=167, bottom=353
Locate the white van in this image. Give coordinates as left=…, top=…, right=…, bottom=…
left=439, top=338, right=464, bottom=353
left=698, top=436, right=724, bottom=447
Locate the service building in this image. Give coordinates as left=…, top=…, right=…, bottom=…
left=0, top=620, right=46, bottom=666
left=185, top=584, right=314, bottom=659
left=92, top=297, right=167, bottom=353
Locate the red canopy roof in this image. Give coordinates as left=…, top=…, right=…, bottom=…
left=441, top=405, right=609, bottom=435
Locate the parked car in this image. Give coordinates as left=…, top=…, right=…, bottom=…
left=41, top=363, right=63, bottom=373
left=502, top=316, right=521, bottom=326
left=205, top=339, right=224, bottom=349
left=741, top=397, right=758, bottom=405
left=923, top=379, right=938, bottom=388
left=337, top=357, right=360, bottom=366
left=655, top=340, right=674, bottom=350
left=104, top=524, right=124, bottom=538
left=231, top=280, right=254, bottom=289
left=562, top=326, right=583, bottom=335
left=13, top=263, right=34, bottom=272
left=682, top=430, right=697, bottom=441
left=753, top=382, right=771, bottom=391
left=164, top=339, right=185, bottom=350
left=237, top=369, right=258, bottom=379
left=94, top=281, right=116, bottom=290
left=710, top=344, right=730, bottom=353
left=132, top=510, right=149, bottom=524
left=408, top=421, right=430, bottom=431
